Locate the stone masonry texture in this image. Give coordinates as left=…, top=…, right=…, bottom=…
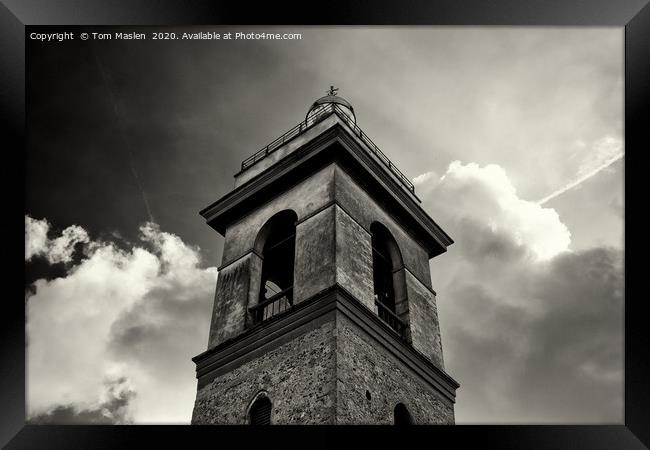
left=335, top=314, right=454, bottom=424
left=193, top=319, right=337, bottom=424
left=294, top=206, right=337, bottom=303
left=334, top=205, right=374, bottom=310
left=193, top=310, right=454, bottom=424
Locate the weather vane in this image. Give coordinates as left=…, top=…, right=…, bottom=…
left=327, top=85, right=339, bottom=96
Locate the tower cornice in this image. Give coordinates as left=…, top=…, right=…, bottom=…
left=200, top=118, right=453, bottom=257
left=192, top=283, right=459, bottom=406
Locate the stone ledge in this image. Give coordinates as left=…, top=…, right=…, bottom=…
left=193, top=284, right=459, bottom=404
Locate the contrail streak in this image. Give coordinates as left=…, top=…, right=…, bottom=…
left=92, top=48, right=155, bottom=223
left=537, top=152, right=624, bottom=205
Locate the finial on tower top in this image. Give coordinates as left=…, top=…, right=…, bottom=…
left=306, top=86, right=356, bottom=124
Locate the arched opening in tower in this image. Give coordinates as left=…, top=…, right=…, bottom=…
left=254, top=210, right=297, bottom=322
left=249, top=396, right=272, bottom=425
left=370, top=222, right=408, bottom=337
left=394, top=403, right=414, bottom=425
left=372, top=229, right=396, bottom=312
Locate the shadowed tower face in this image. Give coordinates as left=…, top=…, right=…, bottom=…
left=191, top=91, right=459, bottom=424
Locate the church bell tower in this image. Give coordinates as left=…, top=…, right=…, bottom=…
left=191, top=89, right=459, bottom=424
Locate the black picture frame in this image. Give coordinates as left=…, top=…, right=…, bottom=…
left=2, top=1, right=648, bottom=448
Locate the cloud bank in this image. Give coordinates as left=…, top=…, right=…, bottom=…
left=26, top=217, right=217, bottom=423
left=416, top=161, right=623, bottom=423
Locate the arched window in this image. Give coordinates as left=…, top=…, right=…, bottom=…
left=394, top=403, right=414, bottom=425
left=249, top=395, right=273, bottom=425
left=370, top=222, right=408, bottom=337
left=250, top=210, right=297, bottom=323
left=372, top=224, right=396, bottom=312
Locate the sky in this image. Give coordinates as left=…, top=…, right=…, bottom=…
left=25, top=26, right=623, bottom=424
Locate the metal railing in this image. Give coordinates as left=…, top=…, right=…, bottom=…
left=240, top=121, right=309, bottom=170
left=249, top=287, right=294, bottom=324
left=248, top=284, right=408, bottom=339
left=329, top=104, right=416, bottom=195
left=375, top=300, right=407, bottom=338
left=239, top=104, right=416, bottom=196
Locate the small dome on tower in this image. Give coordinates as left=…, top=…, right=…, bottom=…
left=306, top=86, right=356, bottom=124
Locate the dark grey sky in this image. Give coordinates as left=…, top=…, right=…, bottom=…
left=26, top=26, right=623, bottom=424
left=28, top=26, right=622, bottom=264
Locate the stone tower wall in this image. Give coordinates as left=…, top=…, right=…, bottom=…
left=335, top=314, right=454, bottom=424
left=193, top=317, right=337, bottom=424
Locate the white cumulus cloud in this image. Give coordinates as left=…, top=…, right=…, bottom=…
left=26, top=216, right=90, bottom=263
left=26, top=217, right=217, bottom=423
left=412, top=171, right=438, bottom=186
left=427, top=161, right=572, bottom=261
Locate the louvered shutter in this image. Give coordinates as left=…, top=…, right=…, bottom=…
left=250, top=397, right=272, bottom=425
